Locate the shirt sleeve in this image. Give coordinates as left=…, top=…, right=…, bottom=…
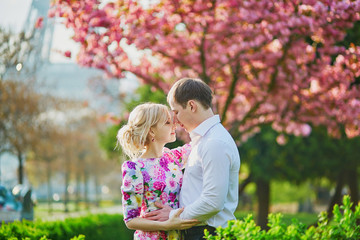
left=121, top=161, right=144, bottom=223
left=180, top=140, right=231, bottom=222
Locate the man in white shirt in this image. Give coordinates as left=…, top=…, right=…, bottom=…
left=145, top=78, right=241, bottom=239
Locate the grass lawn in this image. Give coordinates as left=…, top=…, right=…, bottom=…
left=34, top=201, right=121, bottom=221
left=34, top=202, right=319, bottom=228
left=235, top=210, right=319, bottom=226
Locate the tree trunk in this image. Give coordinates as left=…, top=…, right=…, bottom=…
left=327, top=173, right=345, bottom=219
left=256, top=178, right=270, bottom=230
left=347, top=169, right=358, bottom=211
left=64, top=171, right=69, bottom=212
left=84, top=169, right=89, bottom=210
left=64, top=155, right=70, bottom=213
left=75, top=168, right=81, bottom=212
left=239, top=174, right=252, bottom=196
left=17, top=152, right=24, bottom=184
left=0, top=156, right=2, bottom=185
left=94, top=174, right=100, bottom=207
left=47, top=160, right=53, bottom=214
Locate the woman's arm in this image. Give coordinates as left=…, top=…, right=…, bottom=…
left=126, top=208, right=199, bottom=231
left=121, top=161, right=144, bottom=223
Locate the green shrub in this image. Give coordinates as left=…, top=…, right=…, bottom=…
left=2, top=196, right=358, bottom=240
left=0, top=214, right=134, bottom=240
left=205, top=195, right=360, bottom=240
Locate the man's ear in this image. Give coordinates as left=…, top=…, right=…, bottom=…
left=188, top=100, right=197, bottom=112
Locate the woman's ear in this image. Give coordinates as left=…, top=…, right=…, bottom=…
left=147, top=128, right=155, bottom=142
left=148, top=128, right=155, bottom=137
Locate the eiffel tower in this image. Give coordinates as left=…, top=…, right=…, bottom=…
left=21, top=0, right=109, bottom=101
left=23, top=0, right=54, bottom=69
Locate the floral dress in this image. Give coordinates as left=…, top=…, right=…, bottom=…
left=121, top=144, right=191, bottom=240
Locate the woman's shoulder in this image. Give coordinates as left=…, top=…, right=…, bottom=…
left=122, top=160, right=140, bottom=170
left=162, top=147, right=175, bottom=159
left=162, top=144, right=191, bottom=161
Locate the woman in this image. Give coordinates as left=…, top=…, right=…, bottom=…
left=117, top=103, right=198, bottom=240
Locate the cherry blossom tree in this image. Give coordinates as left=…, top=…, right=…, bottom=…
left=49, top=0, right=360, bottom=141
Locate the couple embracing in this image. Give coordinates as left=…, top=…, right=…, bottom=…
left=117, top=78, right=241, bottom=240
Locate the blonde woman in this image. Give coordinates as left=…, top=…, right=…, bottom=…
left=117, top=103, right=199, bottom=240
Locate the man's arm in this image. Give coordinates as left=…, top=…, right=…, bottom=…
left=127, top=208, right=199, bottom=231
left=179, top=139, right=231, bottom=222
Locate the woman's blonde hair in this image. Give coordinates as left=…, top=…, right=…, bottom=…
left=117, top=103, right=169, bottom=159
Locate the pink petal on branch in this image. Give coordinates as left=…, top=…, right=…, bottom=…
left=64, top=51, right=72, bottom=58
left=276, top=134, right=287, bottom=145
left=48, top=0, right=360, bottom=140
left=35, top=17, right=44, bottom=29
left=301, top=124, right=312, bottom=136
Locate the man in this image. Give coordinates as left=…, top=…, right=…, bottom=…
left=145, top=78, right=241, bottom=239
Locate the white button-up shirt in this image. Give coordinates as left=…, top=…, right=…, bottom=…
left=176, top=115, right=241, bottom=228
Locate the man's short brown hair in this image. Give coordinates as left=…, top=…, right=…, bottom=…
left=167, top=78, right=213, bottom=109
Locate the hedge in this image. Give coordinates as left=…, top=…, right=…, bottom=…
left=1, top=195, right=358, bottom=240
left=205, top=195, right=360, bottom=240
left=0, top=213, right=134, bottom=240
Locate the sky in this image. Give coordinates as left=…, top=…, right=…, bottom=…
left=0, top=0, right=31, bottom=32
left=0, top=0, right=79, bottom=63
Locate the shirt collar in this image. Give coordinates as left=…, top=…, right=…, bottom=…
left=190, top=115, right=220, bottom=139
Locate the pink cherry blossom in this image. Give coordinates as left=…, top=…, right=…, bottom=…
left=64, top=50, right=71, bottom=58
left=49, top=0, right=360, bottom=141
left=35, top=17, right=43, bottom=29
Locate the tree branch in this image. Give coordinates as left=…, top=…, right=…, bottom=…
left=221, top=61, right=240, bottom=123
left=199, top=25, right=211, bottom=84
left=239, top=174, right=253, bottom=196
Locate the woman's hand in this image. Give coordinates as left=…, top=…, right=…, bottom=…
left=145, top=202, right=172, bottom=221
left=162, top=208, right=200, bottom=231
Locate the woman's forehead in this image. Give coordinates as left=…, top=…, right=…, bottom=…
left=166, top=111, right=172, bottom=118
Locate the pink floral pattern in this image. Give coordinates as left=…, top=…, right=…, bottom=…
left=121, top=144, right=191, bottom=240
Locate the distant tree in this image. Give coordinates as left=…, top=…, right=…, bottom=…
left=0, top=79, right=45, bottom=184
left=241, top=125, right=360, bottom=227
left=27, top=116, right=64, bottom=214
left=284, top=126, right=360, bottom=219
left=0, top=26, right=45, bottom=185
left=240, top=125, right=289, bottom=228
left=0, top=27, right=35, bottom=79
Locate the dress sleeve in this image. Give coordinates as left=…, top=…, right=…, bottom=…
left=121, top=161, right=144, bottom=223
left=164, top=144, right=191, bottom=168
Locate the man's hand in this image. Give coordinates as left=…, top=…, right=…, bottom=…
left=163, top=207, right=200, bottom=230
left=144, top=202, right=172, bottom=221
